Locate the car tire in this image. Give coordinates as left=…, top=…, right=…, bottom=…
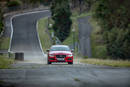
left=48, top=61, right=51, bottom=64
left=68, top=62, right=73, bottom=64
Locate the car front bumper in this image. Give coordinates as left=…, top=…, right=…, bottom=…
left=48, top=57, right=73, bottom=62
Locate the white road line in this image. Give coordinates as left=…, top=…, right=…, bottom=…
left=36, top=20, right=45, bottom=55
left=8, top=10, right=50, bottom=56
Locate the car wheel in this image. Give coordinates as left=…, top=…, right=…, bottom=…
left=68, top=62, right=73, bottom=64
left=48, top=61, right=51, bottom=64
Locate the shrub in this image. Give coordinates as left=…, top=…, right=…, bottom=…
left=0, top=8, right=3, bottom=34
left=92, top=0, right=130, bottom=59
left=7, top=0, right=22, bottom=7
left=0, top=21, right=3, bottom=33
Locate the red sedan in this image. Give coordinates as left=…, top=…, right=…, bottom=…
left=47, top=45, right=73, bottom=64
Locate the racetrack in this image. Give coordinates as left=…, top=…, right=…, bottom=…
left=1, top=10, right=129, bottom=87
left=10, top=10, right=51, bottom=61
left=78, top=16, right=92, bottom=57
left=0, top=64, right=130, bottom=87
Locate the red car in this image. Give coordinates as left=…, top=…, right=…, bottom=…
left=47, top=45, right=73, bottom=64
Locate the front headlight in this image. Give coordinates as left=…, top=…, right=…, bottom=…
left=49, top=54, right=55, bottom=57
left=67, top=54, right=73, bottom=57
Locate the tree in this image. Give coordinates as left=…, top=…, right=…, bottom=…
left=0, top=7, right=3, bottom=34
left=7, top=0, right=22, bottom=7
left=51, top=0, right=72, bottom=42
left=93, top=0, right=130, bottom=59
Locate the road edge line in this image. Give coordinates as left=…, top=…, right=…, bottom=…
left=36, top=20, right=45, bottom=56
left=8, top=10, right=49, bottom=54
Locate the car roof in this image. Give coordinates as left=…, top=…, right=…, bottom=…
left=51, top=45, right=69, bottom=48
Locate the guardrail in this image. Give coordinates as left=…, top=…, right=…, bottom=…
left=0, top=51, right=24, bottom=61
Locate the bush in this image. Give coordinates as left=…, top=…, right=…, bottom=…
left=0, top=8, right=3, bottom=34
left=106, top=28, right=130, bottom=59
left=41, top=0, right=52, bottom=6
left=0, top=21, right=3, bottom=33
left=7, top=0, right=22, bottom=7
left=92, top=0, right=130, bottom=59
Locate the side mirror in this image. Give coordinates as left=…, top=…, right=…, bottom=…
left=46, top=49, right=50, bottom=52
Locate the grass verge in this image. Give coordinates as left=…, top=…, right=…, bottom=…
left=0, top=37, right=10, bottom=50
left=0, top=55, right=14, bottom=69
left=80, top=58, right=130, bottom=67
left=38, top=18, right=51, bottom=52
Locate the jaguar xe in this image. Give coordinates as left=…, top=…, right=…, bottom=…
left=47, top=45, right=73, bottom=64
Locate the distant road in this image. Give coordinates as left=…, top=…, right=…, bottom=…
left=78, top=16, right=92, bottom=57
left=10, top=10, right=51, bottom=61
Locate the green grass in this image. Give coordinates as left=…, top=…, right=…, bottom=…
left=0, top=55, right=14, bottom=69
left=0, top=37, right=10, bottom=50
left=80, top=59, right=130, bottom=67
left=74, top=78, right=80, bottom=82
left=38, top=18, right=52, bottom=52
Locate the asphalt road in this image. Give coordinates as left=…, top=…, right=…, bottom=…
left=10, top=10, right=51, bottom=61
left=0, top=11, right=130, bottom=87
left=78, top=16, right=92, bottom=57
left=0, top=64, right=130, bottom=87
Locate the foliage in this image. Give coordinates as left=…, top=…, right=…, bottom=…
left=0, top=55, right=14, bottom=69
left=51, top=0, right=72, bottom=42
left=93, top=0, right=130, bottom=59
left=90, top=18, right=107, bottom=58
left=0, top=8, right=3, bottom=34
left=7, top=0, right=22, bottom=7
left=41, top=0, right=52, bottom=6
left=84, top=0, right=97, bottom=10
left=70, top=0, right=97, bottom=13
left=0, top=37, right=10, bottom=50
left=106, top=28, right=130, bottom=59
left=29, top=0, right=40, bottom=3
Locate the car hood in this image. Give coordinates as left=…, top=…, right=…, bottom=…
left=49, top=51, right=72, bottom=55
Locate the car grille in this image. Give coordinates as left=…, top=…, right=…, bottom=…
left=56, top=55, right=66, bottom=58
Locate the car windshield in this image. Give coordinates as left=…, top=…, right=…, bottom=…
left=50, top=46, right=70, bottom=51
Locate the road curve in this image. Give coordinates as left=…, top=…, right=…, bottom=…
left=10, top=10, right=51, bottom=61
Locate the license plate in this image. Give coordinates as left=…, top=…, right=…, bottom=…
left=57, top=58, right=65, bottom=61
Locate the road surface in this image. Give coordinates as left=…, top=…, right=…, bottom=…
left=10, top=10, right=51, bottom=62
left=78, top=16, right=92, bottom=57
left=0, top=64, right=130, bottom=87
left=0, top=11, right=130, bottom=87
